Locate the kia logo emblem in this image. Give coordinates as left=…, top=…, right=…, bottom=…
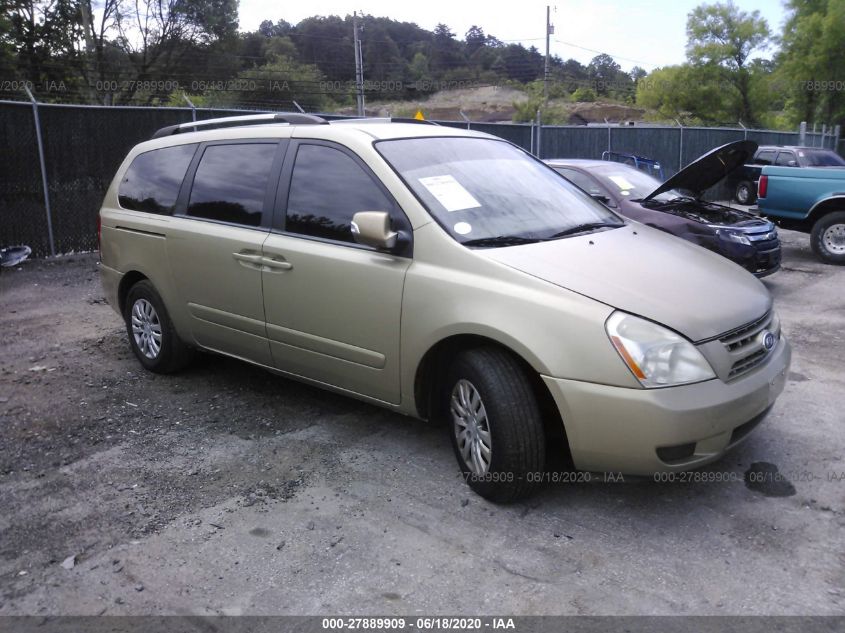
left=761, top=330, right=776, bottom=351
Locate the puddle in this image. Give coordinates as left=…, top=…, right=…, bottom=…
left=744, top=462, right=796, bottom=497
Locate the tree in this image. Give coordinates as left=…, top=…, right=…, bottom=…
left=778, top=0, right=845, bottom=129
left=111, top=0, right=238, bottom=102
left=572, top=86, right=597, bottom=102
left=258, top=18, right=291, bottom=38
left=586, top=53, right=634, bottom=98
left=430, top=23, right=463, bottom=74
left=629, top=66, right=647, bottom=83
left=5, top=0, right=84, bottom=85
left=465, top=25, right=486, bottom=56
left=686, top=0, right=771, bottom=126
left=636, top=64, right=728, bottom=124
left=234, top=55, right=330, bottom=111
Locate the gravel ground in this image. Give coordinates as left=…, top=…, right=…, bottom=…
left=0, top=228, right=843, bottom=616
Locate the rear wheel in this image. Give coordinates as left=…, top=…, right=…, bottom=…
left=810, top=211, right=845, bottom=265
left=125, top=280, right=194, bottom=373
left=735, top=180, right=756, bottom=205
left=443, top=347, right=546, bottom=503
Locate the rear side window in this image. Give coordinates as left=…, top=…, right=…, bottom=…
left=285, top=144, right=394, bottom=243
left=118, top=144, right=197, bottom=214
left=755, top=150, right=776, bottom=165
left=187, top=143, right=278, bottom=227
left=775, top=152, right=796, bottom=166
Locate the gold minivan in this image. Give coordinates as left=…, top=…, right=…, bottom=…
left=99, top=114, right=791, bottom=502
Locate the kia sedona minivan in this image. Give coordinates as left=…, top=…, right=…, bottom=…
left=99, top=113, right=791, bottom=502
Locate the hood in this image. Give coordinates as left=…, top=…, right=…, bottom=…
left=484, top=224, right=771, bottom=342
left=643, top=140, right=758, bottom=202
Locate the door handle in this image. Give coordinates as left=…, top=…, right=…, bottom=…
left=232, top=251, right=265, bottom=271
left=232, top=252, right=263, bottom=264
left=261, top=257, right=293, bottom=271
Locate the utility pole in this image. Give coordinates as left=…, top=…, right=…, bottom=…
left=353, top=12, right=365, bottom=117
left=544, top=5, right=553, bottom=104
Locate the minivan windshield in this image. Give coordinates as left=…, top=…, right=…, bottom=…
left=376, top=137, right=623, bottom=246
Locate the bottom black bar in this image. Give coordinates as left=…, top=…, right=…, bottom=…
left=0, top=616, right=842, bottom=633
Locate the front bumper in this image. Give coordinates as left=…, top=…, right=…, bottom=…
left=542, top=336, right=791, bottom=475
left=718, top=237, right=781, bottom=277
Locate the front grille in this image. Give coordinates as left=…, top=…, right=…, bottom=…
left=746, top=229, right=778, bottom=243
left=728, top=348, right=768, bottom=378
left=719, top=311, right=780, bottom=379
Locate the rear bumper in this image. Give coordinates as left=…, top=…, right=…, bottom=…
left=542, top=336, right=791, bottom=475
left=100, top=263, right=123, bottom=316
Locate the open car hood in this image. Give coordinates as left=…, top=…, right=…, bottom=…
left=643, top=140, right=758, bottom=202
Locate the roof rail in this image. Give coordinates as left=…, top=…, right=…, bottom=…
left=329, top=116, right=440, bottom=126
left=389, top=117, right=440, bottom=126
left=151, top=112, right=328, bottom=139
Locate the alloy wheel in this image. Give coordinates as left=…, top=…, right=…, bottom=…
left=131, top=298, right=162, bottom=359
left=450, top=378, right=492, bottom=475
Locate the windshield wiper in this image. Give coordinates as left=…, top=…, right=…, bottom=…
left=547, top=221, right=624, bottom=239
left=461, top=235, right=541, bottom=248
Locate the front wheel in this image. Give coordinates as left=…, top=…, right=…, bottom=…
left=443, top=347, right=546, bottom=503
left=735, top=180, right=756, bottom=205
left=125, top=280, right=194, bottom=373
left=810, top=211, right=845, bottom=265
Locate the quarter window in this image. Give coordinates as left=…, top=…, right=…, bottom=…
left=118, top=144, right=197, bottom=214
left=285, top=144, right=394, bottom=243
left=187, top=143, right=277, bottom=227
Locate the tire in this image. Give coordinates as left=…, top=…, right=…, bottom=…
left=811, top=211, right=845, bottom=265
left=124, top=280, right=194, bottom=373
left=735, top=180, right=756, bottom=205
left=443, top=346, right=546, bottom=503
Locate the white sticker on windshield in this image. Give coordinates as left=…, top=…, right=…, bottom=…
left=419, top=175, right=481, bottom=212
left=608, top=175, right=635, bottom=190
left=454, top=221, right=472, bottom=235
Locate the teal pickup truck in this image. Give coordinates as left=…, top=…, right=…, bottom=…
left=757, top=165, right=845, bottom=264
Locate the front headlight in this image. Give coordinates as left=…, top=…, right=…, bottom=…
left=605, top=312, right=716, bottom=388
left=716, top=229, right=751, bottom=246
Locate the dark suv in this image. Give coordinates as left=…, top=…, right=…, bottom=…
left=726, top=145, right=845, bottom=204
left=548, top=141, right=781, bottom=277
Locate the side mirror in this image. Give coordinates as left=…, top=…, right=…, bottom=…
left=787, top=160, right=797, bottom=167
left=351, top=211, right=399, bottom=251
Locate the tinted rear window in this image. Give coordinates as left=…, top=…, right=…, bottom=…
left=118, top=144, right=197, bottom=214
left=187, top=143, right=278, bottom=227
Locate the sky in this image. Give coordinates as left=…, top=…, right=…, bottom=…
left=236, top=0, right=789, bottom=72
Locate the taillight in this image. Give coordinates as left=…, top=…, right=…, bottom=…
left=758, top=175, right=768, bottom=198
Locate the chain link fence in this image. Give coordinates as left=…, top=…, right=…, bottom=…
left=0, top=99, right=840, bottom=257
